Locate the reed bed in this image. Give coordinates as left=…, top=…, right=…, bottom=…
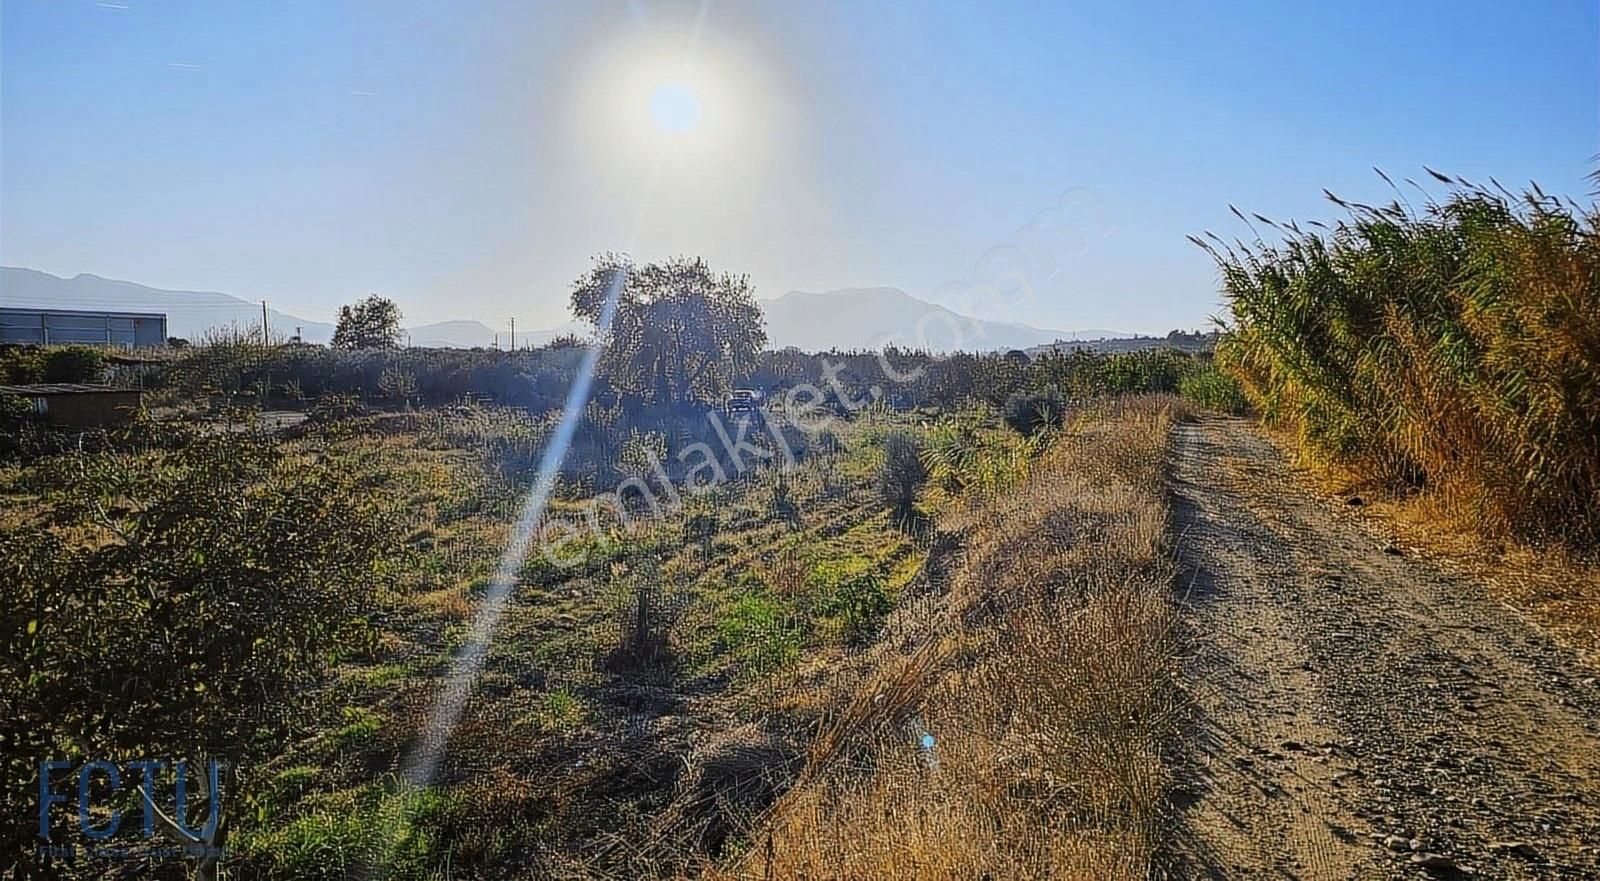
left=1196, top=174, right=1600, bottom=544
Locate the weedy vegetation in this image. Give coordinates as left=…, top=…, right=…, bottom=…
left=2, top=254, right=1230, bottom=880
left=713, top=397, right=1186, bottom=879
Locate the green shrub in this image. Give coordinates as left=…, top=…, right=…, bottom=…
left=1178, top=363, right=1247, bottom=414
left=0, top=393, right=33, bottom=424
left=877, top=431, right=927, bottom=522
left=0, top=393, right=43, bottom=460
left=42, top=345, right=106, bottom=383
left=308, top=392, right=367, bottom=424
left=0, top=346, right=45, bottom=383
left=2, top=425, right=403, bottom=873
left=1002, top=388, right=1066, bottom=435
left=526, top=686, right=589, bottom=733
left=716, top=593, right=802, bottom=676
left=818, top=573, right=893, bottom=646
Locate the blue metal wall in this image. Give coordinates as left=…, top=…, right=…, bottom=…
left=0, top=308, right=167, bottom=347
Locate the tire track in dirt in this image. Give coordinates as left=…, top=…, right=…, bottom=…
left=1170, top=416, right=1600, bottom=879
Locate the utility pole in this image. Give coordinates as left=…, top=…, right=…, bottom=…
left=262, top=301, right=270, bottom=346
left=509, top=317, right=516, bottom=351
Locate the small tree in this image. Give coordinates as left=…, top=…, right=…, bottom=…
left=377, top=364, right=418, bottom=404
left=332, top=294, right=404, bottom=349
left=878, top=431, right=928, bottom=524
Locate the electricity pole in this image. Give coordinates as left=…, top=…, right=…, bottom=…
left=509, top=317, right=516, bottom=351
left=261, top=301, right=270, bottom=345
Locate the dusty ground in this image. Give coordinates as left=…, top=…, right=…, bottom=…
left=1170, top=416, right=1600, bottom=880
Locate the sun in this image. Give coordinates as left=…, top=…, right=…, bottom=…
left=568, top=26, right=786, bottom=171
left=648, top=82, right=702, bottom=134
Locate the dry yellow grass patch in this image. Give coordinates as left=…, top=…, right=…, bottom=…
left=1255, top=421, right=1600, bottom=663
left=715, top=397, right=1185, bottom=880
left=1360, top=497, right=1600, bottom=662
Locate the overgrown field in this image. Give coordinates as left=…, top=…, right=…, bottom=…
left=4, top=378, right=1199, bottom=879
left=0, top=390, right=997, bottom=876
left=1201, top=176, right=1600, bottom=545
left=716, top=396, right=1186, bottom=879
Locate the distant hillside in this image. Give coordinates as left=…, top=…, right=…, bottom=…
left=761, top=287, right=1123, bottom=353
left=2, top=268, right=1136, bottom=353
left=406, top=320, right=498, bottom=349
left=407, top=319, right=591, bottom=349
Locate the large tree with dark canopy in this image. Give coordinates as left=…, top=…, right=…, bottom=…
left=332, top=294, right=404, bottom=349
left=571, top=255, right=766, bottom=405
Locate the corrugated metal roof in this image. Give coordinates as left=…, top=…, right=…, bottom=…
left=0, top=383, right=143, bottom=396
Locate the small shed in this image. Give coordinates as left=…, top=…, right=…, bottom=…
left=0, top=383, right=144, bottom=427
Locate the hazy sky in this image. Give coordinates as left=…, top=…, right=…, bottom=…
left=3, top=0, right=1595, bottom=334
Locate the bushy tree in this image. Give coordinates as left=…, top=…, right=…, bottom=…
left=570, top=255, right=766, bottom=405
left=332, top=294, right=404, bottom=349
left=1, top=424, right=403, bottom=874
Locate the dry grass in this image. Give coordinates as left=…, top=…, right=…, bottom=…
left=1241, top=418, right=1600, bottom=663
left=1392, top=511, right=1600, bottom=662
left=714, top=396, right=1185, bottom=880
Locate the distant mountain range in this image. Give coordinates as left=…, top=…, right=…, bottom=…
left=1, top=268, right=1126, bottom=352
left=762, top=287, right=1122, bottom=352
left=1, top=267, right=342, bottom=342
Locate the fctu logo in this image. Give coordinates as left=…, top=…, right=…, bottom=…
left=38, top=759, right=222, bottom=841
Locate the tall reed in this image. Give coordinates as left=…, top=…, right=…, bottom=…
left=1197, top=174, right=1600, bottom=544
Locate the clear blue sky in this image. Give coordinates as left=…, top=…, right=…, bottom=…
left=3, top=0, right=1595, bottom=334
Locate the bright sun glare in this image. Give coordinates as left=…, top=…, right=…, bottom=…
left=573, top=29, right=784, bottom=186
left=648, top=82, right=701, bottom=133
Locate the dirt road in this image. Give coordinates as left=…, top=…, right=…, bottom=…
left=1170, top=417, right=1600, bottom=879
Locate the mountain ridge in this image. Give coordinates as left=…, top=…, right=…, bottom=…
left=762, top=287, right=1126, bottom=352
left=2, top=268, right=1126, bottom=352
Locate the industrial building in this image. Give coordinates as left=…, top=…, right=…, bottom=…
left=0, top=307, right=167, bottom=347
